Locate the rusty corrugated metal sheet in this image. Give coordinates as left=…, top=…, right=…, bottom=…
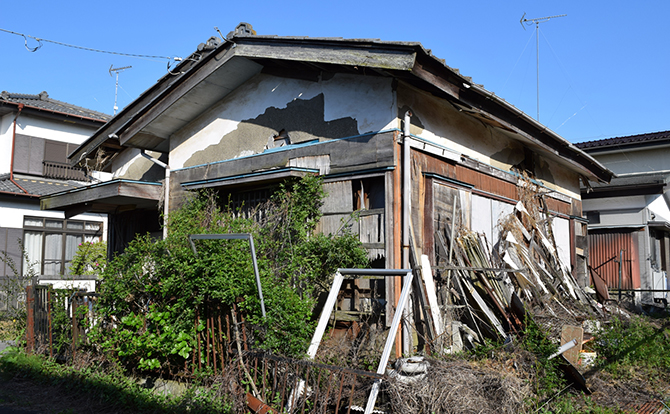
left=622, top=399, right=668, bottom=414
left=589, top=229, right=641, bottom=289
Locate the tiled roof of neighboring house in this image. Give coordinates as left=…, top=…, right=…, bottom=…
left=575, top=130, right=670, bottom=151
left=0, top=91, right=110, bottom=122
left=0, top=173, right=88, bottom=197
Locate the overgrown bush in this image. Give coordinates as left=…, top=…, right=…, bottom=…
left=594, top=316, right=670, bottom=381
left=0, top=248, right=35, bottom=342
left=91, top=176, right=369, bottom=374
left=70, top=240, right=107, bottom=276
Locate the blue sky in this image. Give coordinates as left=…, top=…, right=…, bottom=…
left=1, top=1, right=667, bottom=143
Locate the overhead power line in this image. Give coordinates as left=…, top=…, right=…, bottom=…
left=0, top=27, right=181, bottom=61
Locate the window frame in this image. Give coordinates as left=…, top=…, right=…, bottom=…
left=22, top=216, right=103, bottom=276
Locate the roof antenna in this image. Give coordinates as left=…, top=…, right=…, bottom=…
left=520, top=13, right=566, bottom=122
left=109, top=65, right=132, bottom=115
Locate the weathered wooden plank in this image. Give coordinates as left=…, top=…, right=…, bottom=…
left=235, top=42, right=416, bottom=71
left=561, top=325, right=584, bottom=366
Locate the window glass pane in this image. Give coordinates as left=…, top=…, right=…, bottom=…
left=43, top=233, right=63, bottom=275
left=64, top=234, right=83, bottom=275
left=84, top=235, right=100, bottom=243
left=24, top=218, right=43, bottom=227
left=23, top=231, right=43, bottom=276
left=85, top=222, right=101, bottom=231
left=66, top=221, right=84, bottom=230
left=45, top=220, right=63, bottom=229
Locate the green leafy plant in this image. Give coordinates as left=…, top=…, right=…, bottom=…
left=520, top=316, right=564, bottom=398
left=69, top=241, right=107, bottom=276
left=90, top=175, right=369, bottom=374
left=0, top=246, right=38, bottom=342
left=594, top=316, right=670, bottom=382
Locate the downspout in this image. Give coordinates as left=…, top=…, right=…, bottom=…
left=402, top=111, right=412, bottom=269
left=140, top=150, right=170, bottom=239
left=402, top=110, right=412, bottom=353
left=10, top=104, right=34, bottom=196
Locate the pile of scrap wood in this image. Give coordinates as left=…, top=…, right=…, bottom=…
left=422, top=195, right=603, bottom=353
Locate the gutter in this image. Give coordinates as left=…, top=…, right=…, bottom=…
left=10, top=104, right=39, bottom=197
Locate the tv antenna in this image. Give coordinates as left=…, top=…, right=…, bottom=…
left=520, top=13, right=566, bottom=121
left=109, top=65, right=132, bottom=115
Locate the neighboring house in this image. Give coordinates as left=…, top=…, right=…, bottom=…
left=576, top=130, right=670, bottom=305
left=0, top=91, right=109, bottom=303
left=41, top=24, right=612, bottom=313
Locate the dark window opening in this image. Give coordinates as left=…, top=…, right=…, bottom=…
left=352, top=177, right=385, bottom=211
left=586, top=211, right=600, bottom=224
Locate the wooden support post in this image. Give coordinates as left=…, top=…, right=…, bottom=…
left=25, top=285, right=34, bottom=355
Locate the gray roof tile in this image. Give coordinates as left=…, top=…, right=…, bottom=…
left=0, top=91, right=110, bottom=121
left=576, top=130, right=670, bottom=150
left=0, top=174, right=88, bottom=196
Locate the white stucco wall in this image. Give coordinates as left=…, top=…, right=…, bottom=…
left=648, top=194, right=670, bottom=223
left=0, top=198, right=107, bottom=238
left=471, top=195, right=516, bottom=247
left=0, top=113, right=14, bottom=175
left=0, top=111, right=100, bottom=176
left=552, top=216, right=571, bottom=272
left=169, top=73, right=396, bottom=169
left=593, top=146, right=670, bottom=175
left=14, top=113, right=98, bottom=144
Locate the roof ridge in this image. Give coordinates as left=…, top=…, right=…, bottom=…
left=576, top=130, right=670, bottom=149
left=0, top=90, right=111, bottom=121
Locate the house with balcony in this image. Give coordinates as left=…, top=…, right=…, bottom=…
left=577, top=130, right=670, bottom=306
left=0, top=91, right=109, bottom=305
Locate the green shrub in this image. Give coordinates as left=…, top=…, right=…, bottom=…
left=69, top=241, right=107, bottom=276
left=91, top=176, right=369, bottom=373
left=594, top=316, right=670, bottom=381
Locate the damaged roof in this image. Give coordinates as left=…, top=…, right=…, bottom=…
left=0, top=90, right=110, bottom=123
left=69, top=23, right=613, bottom=183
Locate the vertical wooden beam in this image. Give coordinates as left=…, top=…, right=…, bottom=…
left=25, top=285, right=34, bottom=355
left=423, top=176, right=435, bottom=266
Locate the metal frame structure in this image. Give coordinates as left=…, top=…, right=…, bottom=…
left=306, top=268, right=414, bottom=414
left=188, top=233, right=266, bottom=318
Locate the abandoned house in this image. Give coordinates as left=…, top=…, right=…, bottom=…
left=577, top=130, right=670, bottom=306
left=0, top=91, right=109, bottom=302
left=40, top=24, right=613, bottom=343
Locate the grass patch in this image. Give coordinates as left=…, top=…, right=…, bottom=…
left=0, top=348, right=238, bottom=413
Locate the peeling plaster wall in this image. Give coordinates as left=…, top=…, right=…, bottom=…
left=111, top=148, right=166, bottom=182
left=397, top=82, right=581, bottom=199
left=169, top=73, right=396, bottom=169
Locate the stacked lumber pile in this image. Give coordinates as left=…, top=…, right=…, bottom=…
left=425, top=197, right=602, bottom=352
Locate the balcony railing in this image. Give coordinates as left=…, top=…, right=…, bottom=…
left=42, top=161, right=89, bottom=182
